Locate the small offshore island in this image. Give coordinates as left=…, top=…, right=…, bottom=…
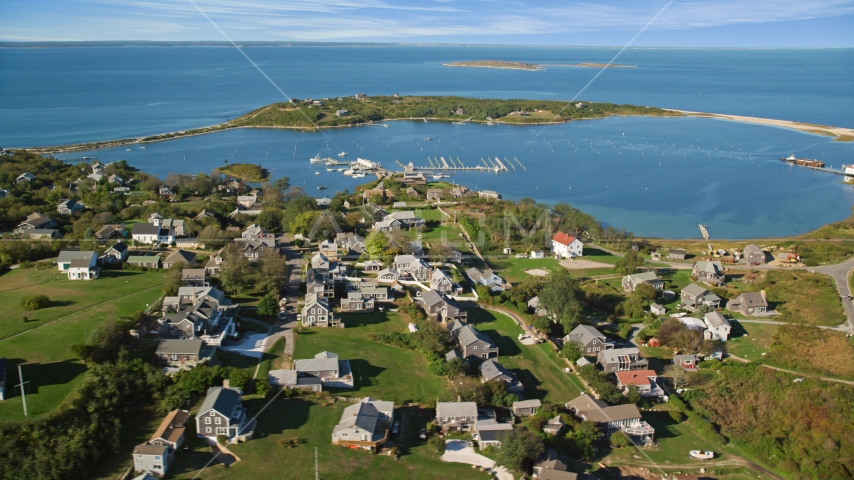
left=214, top=163, right=269, bottom=182
left=444, top=60, right=542, bottom=70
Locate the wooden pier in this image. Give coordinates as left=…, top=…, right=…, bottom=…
left=699, top=224, right=710, bottom=240
left=395, top=159, right=504, bottom=173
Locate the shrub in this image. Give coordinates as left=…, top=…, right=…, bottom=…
left=669, top=410, right=686, bottom=422
left=428, top=435, right=445, bottom=453
left=20, top=294, right=49, bottom=311
left=610, top=430, right=631, bottom=447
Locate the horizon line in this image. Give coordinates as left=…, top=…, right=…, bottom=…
left=1, top=40, right=852, bottom=49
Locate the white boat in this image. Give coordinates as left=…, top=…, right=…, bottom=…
left=310, top=154, right=324, bottom=163
left=139, top=146, right=145, bottom=149
left=125, top=148, right=132, bottom=151
left=338, top=152, right=347, bottom=156
left=689, top=451, right=714, bottom=461
left=315, top=171, right=320, bottom=175
left=343, top=169, right=354, bottom=176
left=326, top=168, right=335, bottom=172
left=353, top=173, right=366, bottom=178
left=337, top=168, right=346, bottom=172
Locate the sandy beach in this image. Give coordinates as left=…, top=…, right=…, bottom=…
left=671, top=109, right=854, bottom=141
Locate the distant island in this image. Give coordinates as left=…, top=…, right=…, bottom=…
left=214, top=163, right=269, bottom=182
left=20, top=94, right=854, bottom=154
left=570, top=63, right=636, bottom=68
left=444, top=60, right=542, bottom=70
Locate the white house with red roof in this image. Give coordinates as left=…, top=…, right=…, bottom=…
left=551, top=232, right=583, bottom=258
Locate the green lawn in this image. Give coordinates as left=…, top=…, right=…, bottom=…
left=604, top=411, right=739, bottom=466
left=487, top=257, right=562, bottom=283
left=465, top=307, right=588, bottom=402
left=582, top=247, right=623, bottom=266
left=0, top=268, right=166, bottom=342
left=0, top=268, right=164, bottom=423
left=726, top=321, right=777, bottom=362
left=171, top=399, right=488, bottom=480
left=292, top=310, right=450, bottom=404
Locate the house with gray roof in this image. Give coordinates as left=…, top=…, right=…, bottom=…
left=475, top=421, right=513, bottom=449
left=512, top=399, right=541, bottom=417
left=597, top=347, right=648, bottom=374
left=692, top=260, right=726, bottom=286
left=268, top=369, right=322, bottom=392
left=182, top=268, right=208, bottom=287
left=331, top=397, right=394, bottom=452
left=436, top=402, right=478, bottom=431
left=466, top=267, right=505, bottom=292
left=16, top=212, right=56, bottom=235
left=478, top=358, right=523, bottom=395
left=565, top=394, right=654, bottom=443
left=373, top=211, right=425, bottom=232
left=680, top=283, right=721, bottom=310
left=57, top=250, right=96, bottom=271
left=195, top=386, right=254, bottom=443
left=132, top=444, right=171, bottom=477
left=16, top=172, right=36, bottom=183
left=155, top=339, right=211, bottom=370
left=339, top=291, right=376, bottom=312
left=527, top=296, right=547, bottom=316
left=621, top=271, right=664, bottom=293
left=163, top=250, right=196, bottom=269
left=300, top=293, right=341, bottom=327
left=103, top=241, right=129, bottom=264
left=667, top=248, right=687, bottom=260
left=563, top=325, right=613, bottom=356
left=420, top=289, right=467, bottom=323
left=727, top=291, right=768, bottom=316
left=393, top=254, right=430, bottom=281
left=57, top=198, right=84, bottom=215
left=21, top=228, right=60, bottom=240
left=96, top=224, right=125, bottom=241
left=132, top=223, right=174, bottom=245
left=456, top=324, right=498, bottom=360
left=430, top=268, right=461, bottom=294
left=532, top=449, right=576, bottom=480
left=673, top=354, right=699, bottom=372
left=703, top=311, right=732, bottom=341
left=744, top=244, right=767, bottom=265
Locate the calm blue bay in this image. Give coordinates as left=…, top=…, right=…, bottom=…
left=2, top=45, right=853, bottom=238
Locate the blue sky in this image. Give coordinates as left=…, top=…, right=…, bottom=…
left=2, top=0, right=853, bottom=46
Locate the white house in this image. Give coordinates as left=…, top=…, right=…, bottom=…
left=67, top=254, right=99, bottom=280
left=703, top=311, right=732, bottom=342
left=551, top=232, right=583, bottom=258
left=132, top=223, right=175, bottom=245
left=530, top=250, right=544, bottom=259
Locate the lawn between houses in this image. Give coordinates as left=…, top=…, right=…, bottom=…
left=0, top=267, right=165, bottom=423
left=170, top=399, right=488, bottom=480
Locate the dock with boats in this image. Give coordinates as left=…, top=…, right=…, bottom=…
left=395, top=156, right=519, bottom=174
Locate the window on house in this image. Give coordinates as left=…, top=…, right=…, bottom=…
left=216, top=427, right=227, bottom=435
left=215, top=417, right=221, bottom=425
left=205, top=417, right=211, bottom=424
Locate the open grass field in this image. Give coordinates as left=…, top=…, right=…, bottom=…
left=487, top=256, right=562, bottom=283
left=0, top=268, right=164, bottom=423
left=170, top=399, right=488, bottom=480
left=764, top=325, right=854, bottom=380
left=760, top=271, right=845, bottom=326
left=465, top=307, right=588, bottom=402
left=726, top=321, right=777, bottom=362
left=292, top=310, right=450, bottom=404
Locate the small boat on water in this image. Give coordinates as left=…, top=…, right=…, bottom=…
left=343, top=169, right=355, bottom=176
left=689, top=451, right=714, bottom=461
left=139, top=146, right=145, bottom=149
left=125, top=148, right=132, bottom=151
left=310, top=154, right=324, bottom=163
left=326, top=168, right=335, bottom=172
left=424, top=137, right=432, bottom=141
left=317, top=186, right=327, bottom=190
left=315, top=171, right=320, bottom=176
left=336, top=168, right=346, bottom=172
left=353, top=173, right=366, bottom=178
left=338, top=152, right=347, bottom=156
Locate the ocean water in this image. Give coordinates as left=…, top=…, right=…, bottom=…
left=54, top=116, right=854, bottom=239
left=3, top=45, right=854, bottom=238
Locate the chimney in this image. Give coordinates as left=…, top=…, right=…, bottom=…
left=760, top=290, right=766, bottom=299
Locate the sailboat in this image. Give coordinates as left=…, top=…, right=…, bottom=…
left=338, top=152, right=347, bottom=157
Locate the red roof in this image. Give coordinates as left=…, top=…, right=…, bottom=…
left=615, top=370, right=657, bottom=387
left=552, top=232, right=577, bottom=246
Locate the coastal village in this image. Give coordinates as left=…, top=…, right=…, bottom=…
left=1, top=97, right=854, bottom=480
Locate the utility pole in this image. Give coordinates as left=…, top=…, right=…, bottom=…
left=15, top=365, right=29, bottom=416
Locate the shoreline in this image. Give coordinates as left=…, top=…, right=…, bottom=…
left=18, top=106, right=854, bottom=155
